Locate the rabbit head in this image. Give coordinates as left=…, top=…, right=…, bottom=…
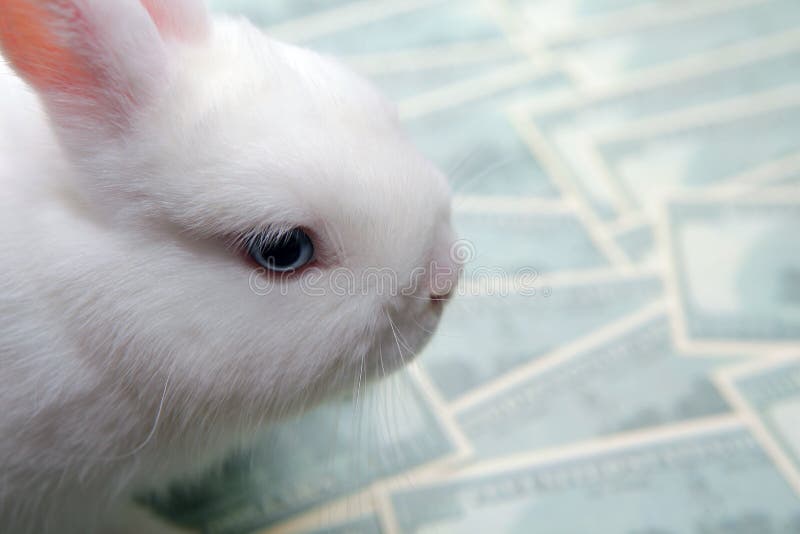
left=0, top=0, right=458, bottom=431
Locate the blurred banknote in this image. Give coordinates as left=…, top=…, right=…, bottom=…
left=666, top=195, right=800, bottom=348
left=289, top=514, right=383, bottom=534
left=364, top=54, right=525, bottom=101
left=303, top=0, right=503, bottom=56
left=527, top=43, right=800, bottom=221
left=507, top=0, right=662, bottom=41
left=454, top=207, right=609, bottom=274
left=550, top=0, right=800, bottom=84
left=406, top=71, right=569, bottom=197
left=611, top=163, right=800, bottom=267
left=208, top=0, right=356, bottom=26
left=144, top=372, right=458, bottom=533
left=210, top=0, right=504, bottom=55
left=598, top=89, right=800, bottom=217
left=419, top=273, right=662, bottom=401
left=455, top=309, right=739, bottom=460
left=612, top=222, right=656, bottom=265
left=717, top=356, right=800, bottom=496
left=386, top=421, right=800, bottom=533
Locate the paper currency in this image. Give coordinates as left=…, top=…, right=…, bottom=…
left=612, top=222, right=654, bottom=265
left=291, top=514, right=383, bottom=534
left=453, top=207, right=610, bottom=274
left=143, top=371, right=459, bottom=532
left=666, top=194, right=800, bottom=350
left=365, top=55, right=524, bottom=100
left=455, top=309, right=740, bottom=461
left=550, top=0, right=800, bottom=84
left=597, top=89, right=800, bottom=217
left=208, top=0, right=356, bottom=27
left=385, top=420, right=800, bottom=533
left=716, top=356, right=800, bottom=495
left=304, top=0, right=504, bottom=56
left=404, top=72, right=569, bottom=196
left=419, top=273, right=662, bottom=401
left=507, top=0, right=662, bottom=41
left=524, top=42, right=800, bottom=221
left=718, top=353, right=800, bottom=494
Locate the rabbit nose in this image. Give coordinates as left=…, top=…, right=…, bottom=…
left=428, top=224, right=462, bottom=302
left=429, top=252, right=461, bottom=302
left=430, top=286, right=456, bottom=302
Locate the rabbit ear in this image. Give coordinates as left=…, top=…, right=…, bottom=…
left=140, top=0, right=210, bottom=43
left=0, top=0, right=169, bottom=136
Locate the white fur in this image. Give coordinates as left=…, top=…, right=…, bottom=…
left=0, top=1, right=455, bottom=532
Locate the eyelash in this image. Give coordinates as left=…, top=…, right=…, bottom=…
left=237, top=226, right=320, bottom=275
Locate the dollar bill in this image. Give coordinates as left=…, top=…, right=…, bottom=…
left=612, top=161, right=800, bottom=267
left=549, top=0, right=800, bottom=84
left=665, top=194, right=800, bottom=350
left=523, top=40, right=800, bottom=221
left=289, top=514, right=383, bottom=534
left=716, top=356, right=800, bottom=496
left=609, top=154, right=800, bottom=266
left=142, top=371, right=459, bottom=533
left=454, top=207, right=610, bottom=274
left=506, top=0, right=661, bottom=41
left=419, top=273, right=662, bottom=401
left=724, top=151, right=800, bottom=189
left=455, top=308, right=739, bottom=461
left=302, top=0, right=504, bottom=57
left=612, top=221, right=655, bottom=265
left=364, top=54, right=526, bottom=101
left=384, top=419, right=800, bottom=533
left=404, top=70, right=570, bottom=196
left=208, top=0, right=357, bottom=27
left=596, top=89, right=800, bottom=217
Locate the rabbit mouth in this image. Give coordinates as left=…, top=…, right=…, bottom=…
left=360, top=300, right=444, bottom=381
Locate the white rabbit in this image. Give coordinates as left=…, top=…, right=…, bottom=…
left=0, top=1, right=458, bottom=532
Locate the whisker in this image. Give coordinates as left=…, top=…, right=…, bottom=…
left=386, top=310, right=414, bottom=355
left=378, top=343, right=387, bottom=380
left=384, top=310, right=408, bottom=368
left=409, top=314, right=438, bottom=335
left=109, top=366, right=173, bottom=460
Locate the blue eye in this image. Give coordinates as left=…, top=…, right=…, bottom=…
left=248, top=228, right=314, bottom=272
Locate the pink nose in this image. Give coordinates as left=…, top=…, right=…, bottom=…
left=429, top=255, right=461, bottom=302
left=430, top=287, right=456, bottom=302
left=428, top=225, right=462, bottom=302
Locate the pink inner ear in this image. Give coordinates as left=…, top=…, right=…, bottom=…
left=0, top=0, right=98, bottom=96
left=0, top=0, right=171, bottom=137
left=140, top=0, right=210, bottom=43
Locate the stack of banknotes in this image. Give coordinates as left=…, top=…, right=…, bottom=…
left=145, top=0, right=800, bottom=532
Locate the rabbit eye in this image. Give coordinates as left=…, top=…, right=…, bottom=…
left=248, top=228, right=314, bottom=272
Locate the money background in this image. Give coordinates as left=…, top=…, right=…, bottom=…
left=144, top=1, right=800, bottom=532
